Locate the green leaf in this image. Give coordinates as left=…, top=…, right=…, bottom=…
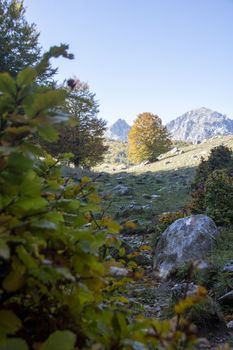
left=13, top=196, right=47, bottom=213
left=74, top=215, right=87, bottom=227
left=30, top=90, right=66, bottom=116
left=0, top=95, right=14, bottom=113
left=3, top=263, right=26, bottom=292
left=58, top=152, right=74, bottom=160
left=5, top=126, right=31, bottom=135
left=56, top=199, right=80, bottom=211
left=7, top=153, right=33, bottom=174
left=0, top=310, right=22, bottom=335
left=0, top=240, right=10, bottom=260
left=16, top=67, right=37, bottom=86
left=38, top=124, right=58, bottom=142
left=46, top=211, right=64, bottom=224
left=40, top=330, right=76, bottom=350
left=0, top=338, right=28, bottom=350
left=80, top=204, right=101, bottom=212
left=0, top=73, right=16, bottom=95
left=16, top=246, right=38, bottom=270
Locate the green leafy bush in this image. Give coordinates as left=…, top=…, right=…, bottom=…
left=205, top=169, right=233, bottom=226
left=189, top=145, right=233, bottom=225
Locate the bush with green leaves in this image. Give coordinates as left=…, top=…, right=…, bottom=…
left=189, top=145, right=233, bottom=225
left=0, top=56, right=214, bottom=349
left=205, top=169, right=233, bottom=226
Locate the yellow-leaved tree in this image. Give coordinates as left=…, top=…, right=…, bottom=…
left=128, top=112, right=171, bottom=164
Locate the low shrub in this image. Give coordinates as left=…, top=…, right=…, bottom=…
left=189, top=145, right=233, bottom=225
left=205, top=169, right=233, bottom=226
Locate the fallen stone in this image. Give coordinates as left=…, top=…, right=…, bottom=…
left=110, top=266, right=128, bottom=277
left=226, top=320, right=233, bottom=329
left=151, top=194, right=160, bottom=199
left=223, top=260, right=233, bottom=272
left=142, top=193, right=151, bottom=199
left=170, top=147, right=179, bottom=154
left=153, top=215, right=219, bottom=278
left=142, top=204, right=153, bottom=210
left=112, top=184, right=133, bottom=196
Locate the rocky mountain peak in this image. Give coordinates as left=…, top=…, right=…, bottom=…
left=166, top=107, right=233, bottom=144
left=106, top=118, right=131, bottom=142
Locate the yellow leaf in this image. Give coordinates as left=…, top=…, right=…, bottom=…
left=124, top=221, right=137, bottom=229
left=139, top=245, right=152, bottom=251
left=127, top=261, right=138, bottom=270
left=117, top=296, right=129, bottom=303
left=88, top=193, right=101, bottom=203
left=81, top=176, right=91, bottom=183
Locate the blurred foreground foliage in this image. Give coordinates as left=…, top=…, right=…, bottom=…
left=0, top=51, right=223, bottom=349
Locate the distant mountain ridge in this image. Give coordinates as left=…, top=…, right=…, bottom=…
left=106, top=108, right=233, bottom=144
left=106, top=118, right=131, bottom=142
left=166, top=107, right=233, bottom=144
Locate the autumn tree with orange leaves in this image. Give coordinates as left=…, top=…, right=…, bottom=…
left=128, top=112, right=171, bottom=164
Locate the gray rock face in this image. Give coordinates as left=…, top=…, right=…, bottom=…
left=153, top=215, right=218, bottom=278
left=167, top=107, right=233, bottom=144
left=106, top=118, right=131, bottom=142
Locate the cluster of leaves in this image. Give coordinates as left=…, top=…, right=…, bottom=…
left=188, top=145, right=233, bottom=226
left=0, top=59, right=220, bottom=349
left=128, top=113, right=171, bottom=164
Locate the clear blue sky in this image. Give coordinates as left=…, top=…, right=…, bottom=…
left=24, top=0, right=233, bottom=125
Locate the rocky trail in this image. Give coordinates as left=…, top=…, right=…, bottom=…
left=121, top=231, right=233, bottom=349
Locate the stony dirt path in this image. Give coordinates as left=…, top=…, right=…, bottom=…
left=122, top=232, right=233, bottom=349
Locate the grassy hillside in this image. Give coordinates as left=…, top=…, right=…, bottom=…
left=93, top=135, right=233, bottom=229
left=96, top=135, right=233, bottom=173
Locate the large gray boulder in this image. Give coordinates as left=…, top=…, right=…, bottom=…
left=153, top=215, right=218, bottom=278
